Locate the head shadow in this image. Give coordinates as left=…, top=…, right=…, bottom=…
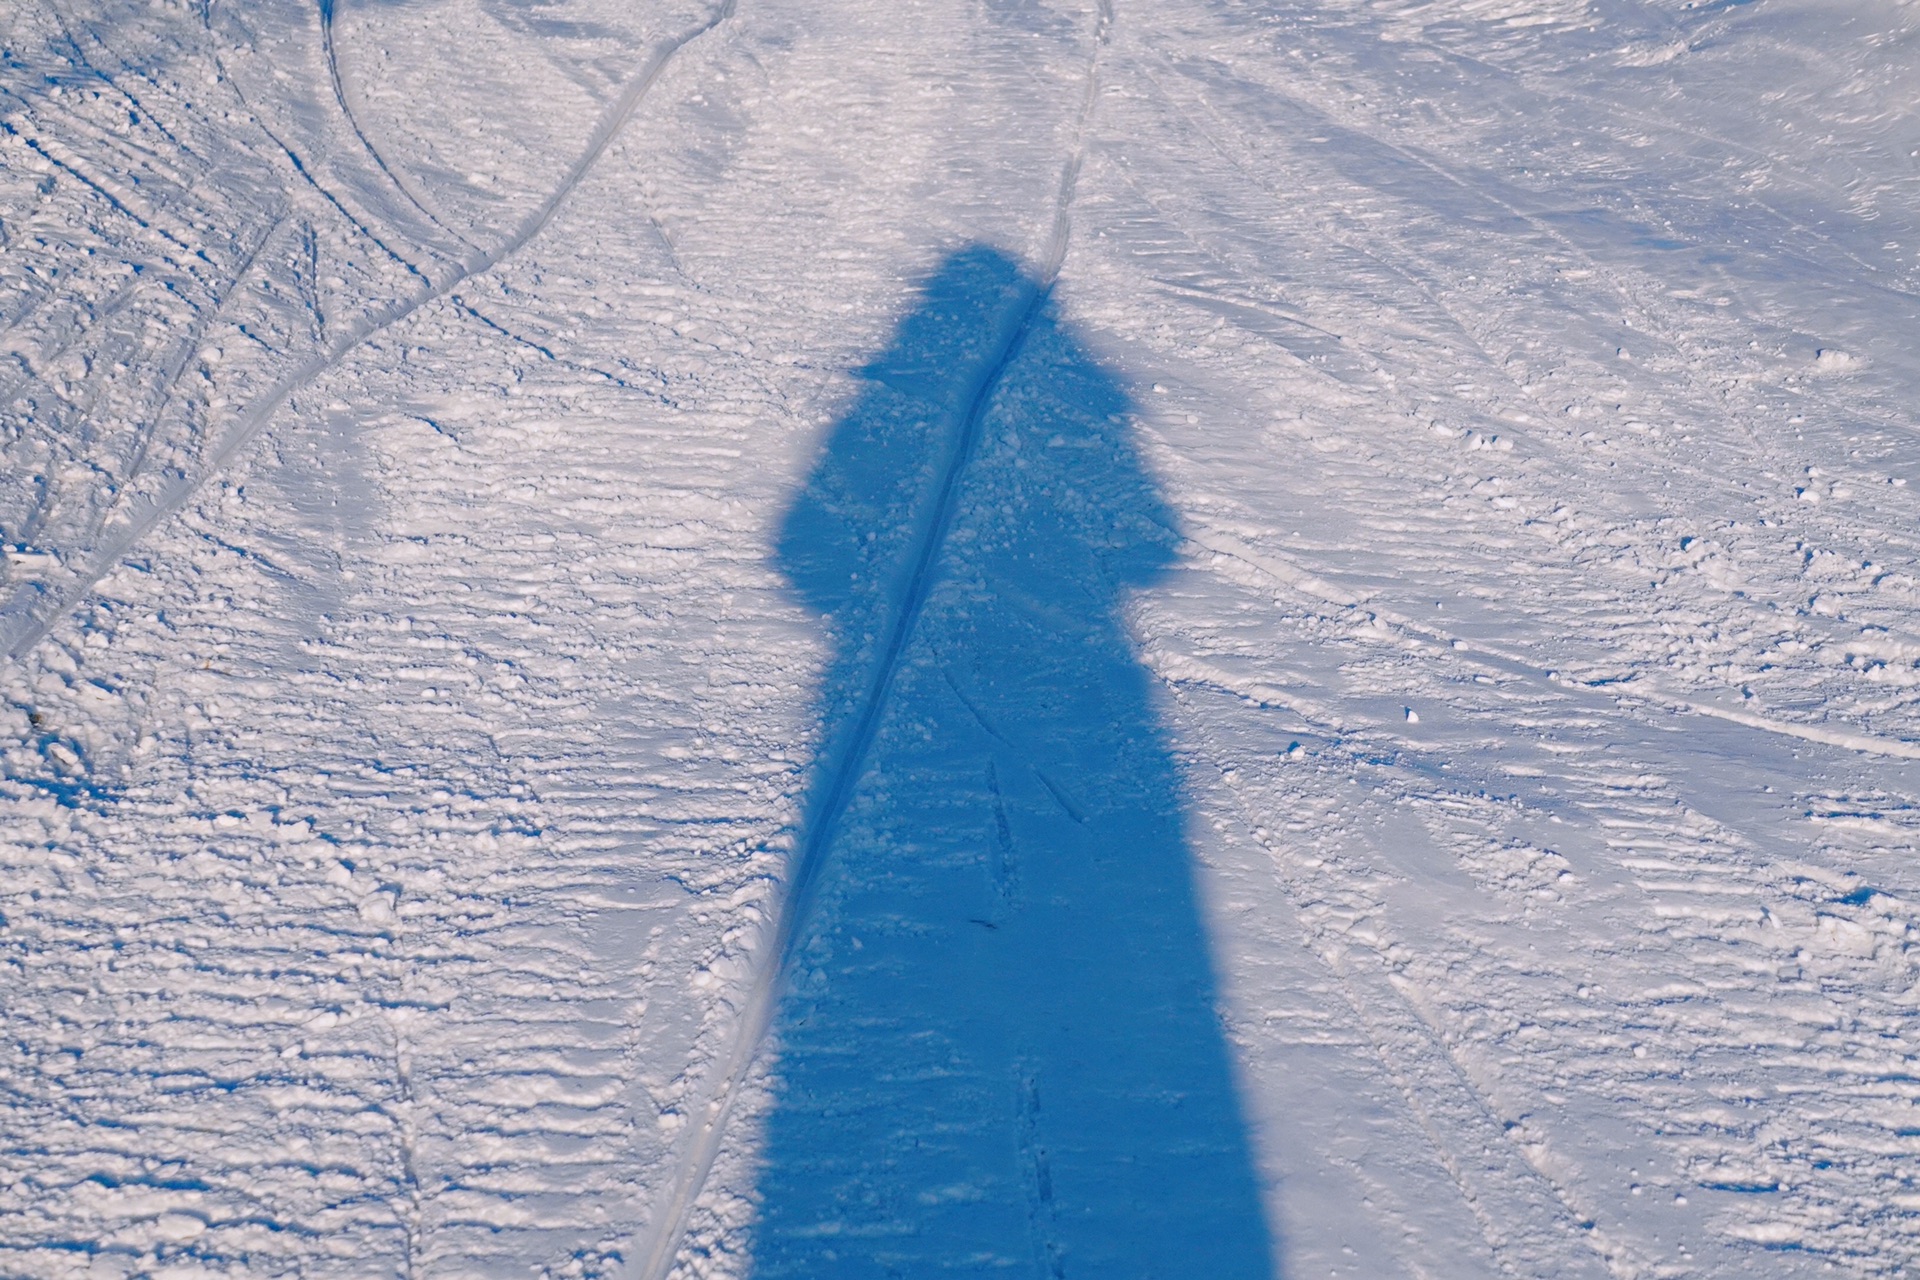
left=756, top=245, right=1278, bottom=1278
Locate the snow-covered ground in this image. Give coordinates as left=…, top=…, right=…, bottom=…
left=6, top=0, right=1920, bottom=1275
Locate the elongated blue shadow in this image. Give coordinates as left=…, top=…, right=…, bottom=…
left=761, top=246, right=1277, bottom=1278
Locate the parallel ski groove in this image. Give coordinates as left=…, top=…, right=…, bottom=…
left=0, top=0, right=739, bottom=662
left=319, top=0, right=477, bottom=254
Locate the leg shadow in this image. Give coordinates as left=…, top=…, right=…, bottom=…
left=761, top=245, right=1277, bottom=1277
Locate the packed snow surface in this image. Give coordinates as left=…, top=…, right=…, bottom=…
left=6, top=0, right=1920, bottom=1276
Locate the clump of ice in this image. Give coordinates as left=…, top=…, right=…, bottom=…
left=1812, top=348, right=1864, bottom=374
left=1616, top=39, right=1688, bottom=68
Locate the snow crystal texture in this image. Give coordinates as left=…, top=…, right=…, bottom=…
left=4, top=0, right=1920, bottom=1277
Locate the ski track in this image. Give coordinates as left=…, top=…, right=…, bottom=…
left=1, top=0, right=738, bottom=664
left=7, top=0, right=1920, bottom=1276
left=318, top=0, right=478, bottom=256
left=627, top=9, right=1115, bottom=1276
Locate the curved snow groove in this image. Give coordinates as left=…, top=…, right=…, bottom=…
left=318, top=0, right=477, bottom=253
left=0, top=0, right=738, bottom=662
left=1622, top=685, right=1920, bottom=760
left=623, top=7, right=1116, bottom=1278
left=1188, top=521, right=1920, bottom=764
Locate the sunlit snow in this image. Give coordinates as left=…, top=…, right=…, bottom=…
left=4, top=1, right=1919, bottom=1276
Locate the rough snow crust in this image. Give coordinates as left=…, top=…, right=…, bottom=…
left=5, top=0, right=1920, bottom=1276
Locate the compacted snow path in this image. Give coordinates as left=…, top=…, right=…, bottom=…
left=5, top=1, right=1920, bottom=1277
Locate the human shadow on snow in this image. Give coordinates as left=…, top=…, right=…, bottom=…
left=759, top=246, right=1277, bottom=1277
